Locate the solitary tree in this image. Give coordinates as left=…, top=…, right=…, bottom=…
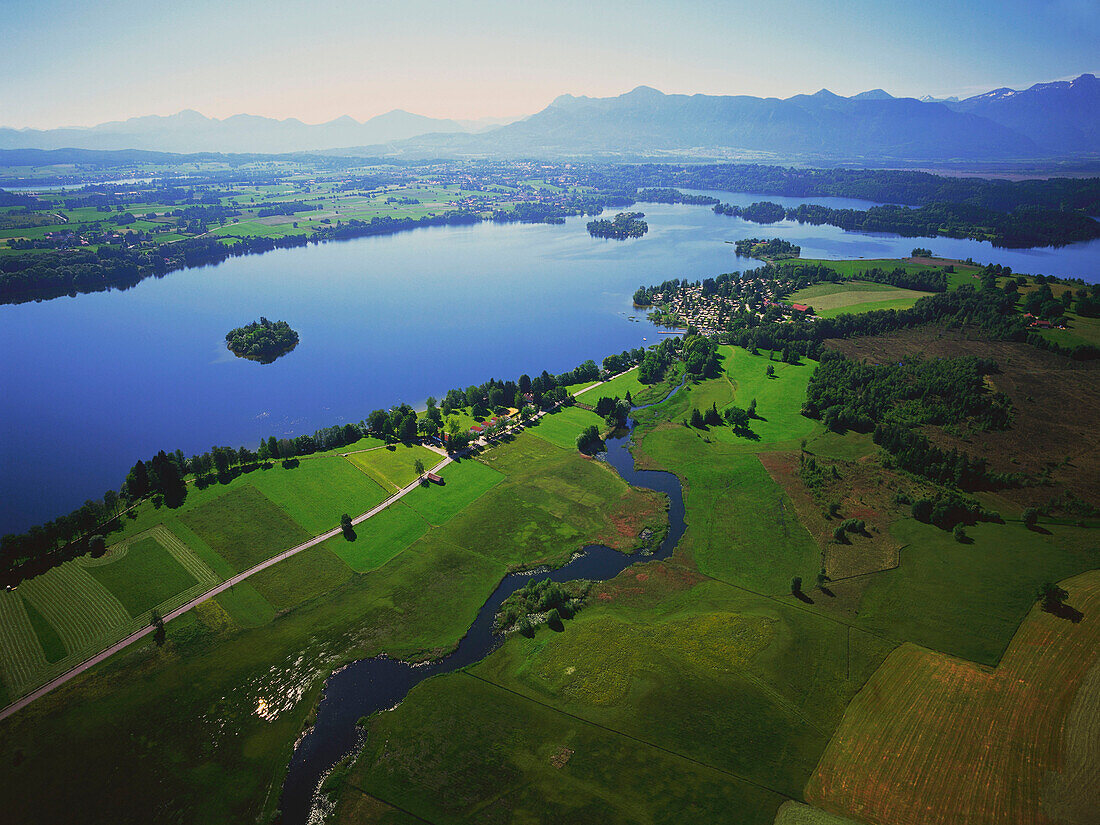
left=340, top=513, right=355, bottom=540
left=952, top=523, right=967, bottom=542
left=766, top=364, right=775, bottom=377
left=150, top=609, right=166, bottom=647
left=1036, top=582, right=1068, bottom=612
left=413, top=458, right=426, bottom=478
left=1022, top=507, right=1039, bottom=529
left=791, top=577, right=803, bottom=596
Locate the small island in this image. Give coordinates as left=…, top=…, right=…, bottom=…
left=225, top=317, right=299, bottom=364
left=587, top=211, right=648, bottom=240
left=734, top=237, right=801, bottom=261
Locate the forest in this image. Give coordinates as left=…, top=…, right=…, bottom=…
left=710, top=199, right=1100, bottom=248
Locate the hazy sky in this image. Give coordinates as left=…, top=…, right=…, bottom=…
left=2, top=0, right=1096, bottom=128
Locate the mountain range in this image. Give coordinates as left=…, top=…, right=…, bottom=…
left=1, top=74, right=1096, bottom=162
left=0, top=109, right=519, bottom=154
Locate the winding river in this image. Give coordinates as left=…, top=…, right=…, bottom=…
left=279, top=386, right=687, bottom=825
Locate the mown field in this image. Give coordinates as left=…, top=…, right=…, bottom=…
left=805, top=570, right=1100, bottom=825
left=788, top=280, right=932, bottom=318
left=0, top=433, right=666, bottom=824
left=0, top=454, right=399, bottom=703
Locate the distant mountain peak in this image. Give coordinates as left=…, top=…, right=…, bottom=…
left=851, top=88, right=894, bottom=101
left=810, top=88, right=840, bottom=99
left=625, top=85, right=663, bottom=97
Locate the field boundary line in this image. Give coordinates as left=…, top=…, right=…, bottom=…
left=0, top=454, right=452, bottom=723
left=461, top=670, right=795, bottom=802
left=342, top=782, right=437, bottom=824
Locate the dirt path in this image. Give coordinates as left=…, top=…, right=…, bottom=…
left=1, top=371, right=631, bottom=721
left=0, top=453, right=452, bottom=722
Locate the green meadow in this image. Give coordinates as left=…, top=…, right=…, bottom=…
left=0, top=433, right=667, bottom=824
left=346, top=443, right=441, bottom=492
left=527, top=405, right=608, bottom=449
left=788, top=280, right=932, bottom=318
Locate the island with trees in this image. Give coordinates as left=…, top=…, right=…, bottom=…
left=225, top=317, right=299, bottom=363
left=734, top=237, right=801, bottom=260
left=587, top=211, right=648, bottom=240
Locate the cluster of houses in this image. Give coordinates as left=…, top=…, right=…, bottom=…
left=1022, top=313, right=1064, bottom=330
left=648, top=276, right=817, bottom=334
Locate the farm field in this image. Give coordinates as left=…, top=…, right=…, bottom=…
left=345, top=443, right=442, bottom=492
left=526, top=405, right=608, bottom=449
left=780, top=257, right=979, bottom=282
left=804, top=570, right=1100, bottom=825
left=0, top=454, right=391, bottom=702
left=0, top=433, right=668, bottom=825
left=788, top=280, right=932, bottom=317
left=631, top=346, right=822, bottom=593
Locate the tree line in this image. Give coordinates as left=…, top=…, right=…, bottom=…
left=712, top=199, right=1100, bottom=248
left=0, top=347, right=661, bottom=584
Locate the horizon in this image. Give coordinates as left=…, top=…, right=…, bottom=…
left=2, top=0, right=1097, bottom=130
left=2, top=71, right=1096, bottom=133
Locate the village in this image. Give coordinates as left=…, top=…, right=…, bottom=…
left=643, top=270, right=816, bottom=334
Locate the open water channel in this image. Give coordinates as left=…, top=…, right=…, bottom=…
left=280, top=383, right=688, bottom=824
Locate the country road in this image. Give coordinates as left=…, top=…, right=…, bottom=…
left=0, top=365, right=639, bottom=722
left=0, top=453, right=453, bottom=723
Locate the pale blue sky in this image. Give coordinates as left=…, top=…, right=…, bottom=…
left=2, top=0, right=1096, bottom=128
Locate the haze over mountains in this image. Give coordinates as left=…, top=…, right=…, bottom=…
left=1, top=74, right=1096, bottom=162
left=0, top=110, right=518, bottom=154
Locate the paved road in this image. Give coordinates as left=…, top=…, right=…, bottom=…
left=0, top=454, right=453, bottom=723
left=0, top=367, right=639, bottom=722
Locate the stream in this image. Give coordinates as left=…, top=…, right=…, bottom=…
left=279, top=383, right=686, bottom=824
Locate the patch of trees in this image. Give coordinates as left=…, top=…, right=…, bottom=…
left=225, top=317, right=299, bottom=363
left=576, top=425, right=604, bottom=454
left=803, top=351, right=1012, bottom=434
left=595, top=395, right=632, bottom=428
left=255, top=201, right=318, bottom=217
left=876, top=425, right=1022, bottom=492
left=709, top=197, right=1100, bottom=248
left=587, top=211, right=648, bottom=239
left=911, top=247, right=932, bottom=257
left=495, top=577, right=589, bottom=634
left=639, top=337, right=680, bottom=383
left=713, top=201, right=786, bottom=223
left=601, top=347, right=647, bottom=374
left=734, top=237, right=801, bottom=259
left=908, top=489, right=1002, bottom=530
left=492, top=195, right=631, bottom=226
left=779, top=202, right=1100, bottom=249
left=607, top=164, right=1100, bottom=216
left=634, top=188, right=719, bottom=206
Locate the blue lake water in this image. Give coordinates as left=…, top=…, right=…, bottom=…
left=2, top=196, right=1099, bottom=534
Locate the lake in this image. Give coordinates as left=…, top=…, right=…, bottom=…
left=2, top=194, right=1099, bottom=534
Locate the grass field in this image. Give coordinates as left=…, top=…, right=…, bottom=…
left=242, top=456, right=389, bottom=535
left=838, top=518, right=1100, bottom=665
left=788, top=280, right=932, bottom=318
left=630, top=346, right=823, bottom=592
left=805, top=570, right=1100, bottom=825
left=336, top=561, right=894, bottom=825
left=346, top=443, right=441, bottom=492
left=181, top=485, right=311, bottom=573
left=0, top=432, right=668, bottom=825
left=780, top=257, right=979, bottom=282
left=84, top=535, right=198, bottom=616
left=527, top=405, right=608, bottom=449
left=401, top=458, right=504, bottom=525
left=338, top=666, right=786, bottom=825
left=325, top=503, right=428, bottom=573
